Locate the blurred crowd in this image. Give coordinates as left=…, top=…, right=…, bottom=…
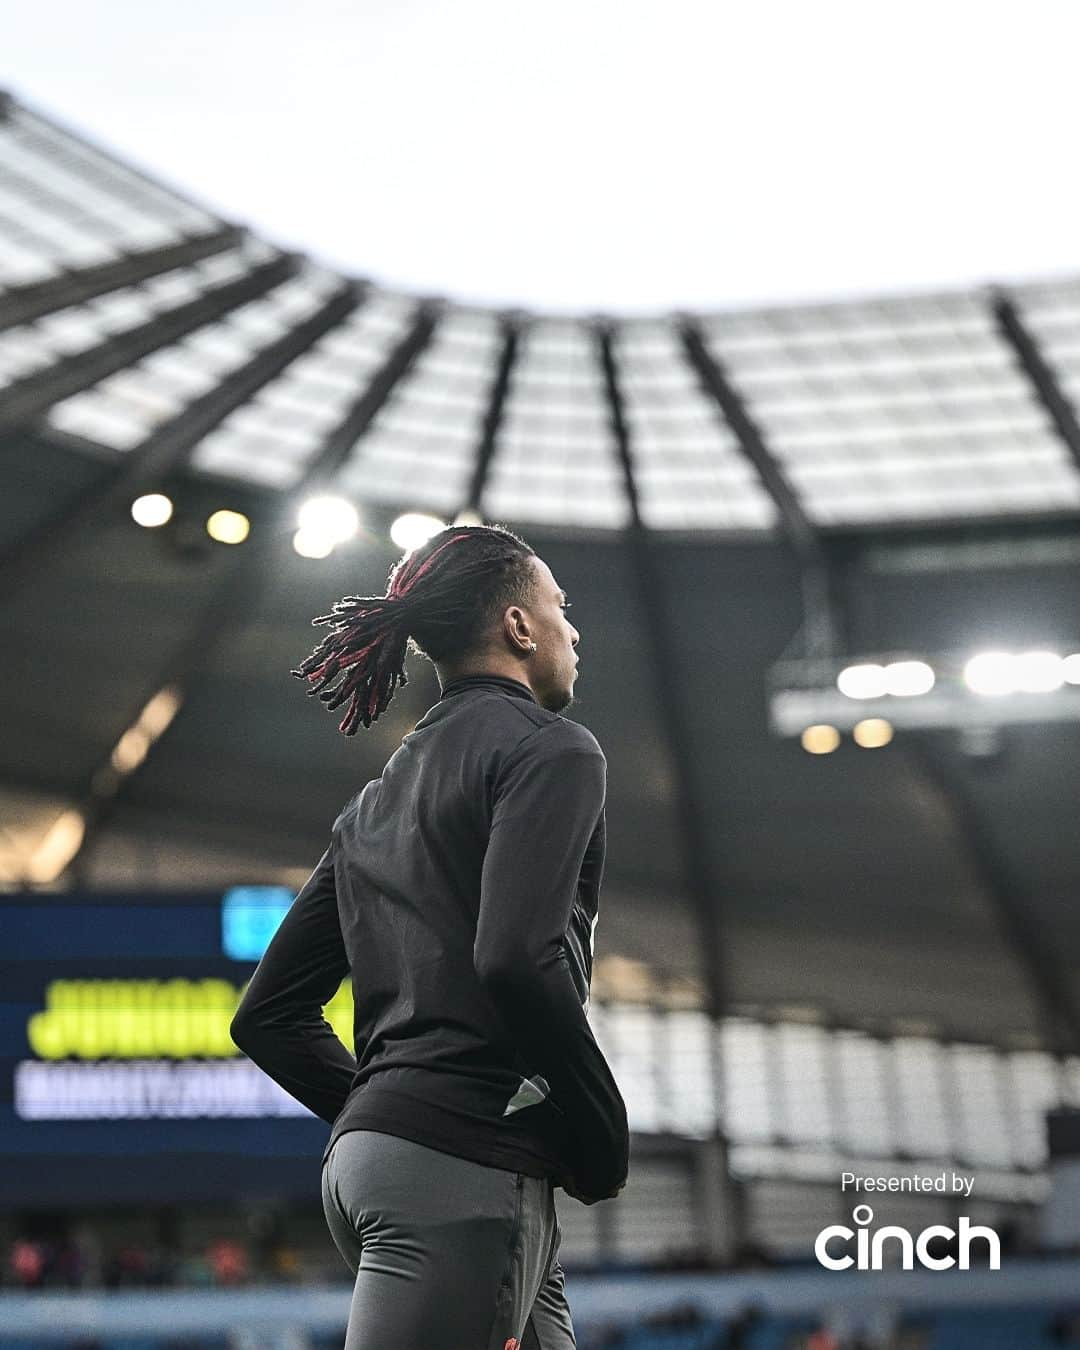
left=1, top=1226, right=789, bottom=1292
left=4, top=1218, right=1075, bottom=1350
left=579, top=1304, right=899, bottom=1350
left=5, top=1229, right=311, bottom=1291
left=580, top=1304, right=1080, bottom=1350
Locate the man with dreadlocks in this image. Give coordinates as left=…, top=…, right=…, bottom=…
left=231, top=524, right=629, bottom=1350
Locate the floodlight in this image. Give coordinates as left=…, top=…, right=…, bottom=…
left=853, top=718, right=894, bottom=748
left=297, top=496, right=359, bottom=546
left=206, top=510, right=250, bottom=545
left=1013, top=650, right=1064, bottom=694
left=837, top=664, right=887, bottom=699
left=964, top=652, right=1016, bottom=696
left=801, top=725, right=840, bottom=755
left=292, top=528, right=334, bottom=559
left=131, top=493, right=173, bottom=528
left=883, top=660, right=935, bottom=697
left=391, top=512, right=447, bottom=551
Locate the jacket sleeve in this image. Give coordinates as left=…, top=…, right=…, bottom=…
left=474, top=721, right=629, bottom=1198
left=229, top=845, right=356, bottom=1124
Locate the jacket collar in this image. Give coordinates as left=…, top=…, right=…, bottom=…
left=438, top=673, right=537, bottom=705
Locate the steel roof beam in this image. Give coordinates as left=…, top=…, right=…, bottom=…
left=0, top=252, right=298, bottom=431
left=118, top=281, right=361, bottom=491
left=679, top=318, right=819, bottom=558
left=597, top=320, right=728, bottom=1021
left=0, top=226, right=243, bottom=333
left=994, top=291, right=1080, bottom=475
left=463, top=316, right=521, bottom=516
left=299, top=301, right=441, bottom=488
left=679, top=317, right=840, bottom=659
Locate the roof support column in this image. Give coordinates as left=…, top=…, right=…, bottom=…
left=596, top=321, right=727, bottom=1022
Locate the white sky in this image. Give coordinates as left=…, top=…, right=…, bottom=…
left=2, top=0, right=1080, bottom=314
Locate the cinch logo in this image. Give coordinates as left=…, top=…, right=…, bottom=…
left=815, top=1205, right=1000, bottom=1271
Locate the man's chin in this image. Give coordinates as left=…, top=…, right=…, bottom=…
left=541, top=685, right=575, bottom=714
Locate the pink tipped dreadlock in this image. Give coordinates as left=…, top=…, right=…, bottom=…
left=291, top=524, right=536, bottom=735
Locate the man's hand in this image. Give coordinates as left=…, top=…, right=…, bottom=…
left=558, top=1175, right=626, bottom=1206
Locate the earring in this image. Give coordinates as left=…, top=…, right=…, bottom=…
left=529, top=641, right=538, bottom=652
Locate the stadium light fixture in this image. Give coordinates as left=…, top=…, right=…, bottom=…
left=206, top=510, right=250, bottom=545
left=391, top=512, right=446, bottom=552
left=296, top=495, right=360, bottom=554
left=853, top=718, right=894, bottom=749
left=801, top=724, right=840, bottom=755
left=963, top=652, right=1016, bottom=696
left=25, top=809, right=86, bottom=885
left=883, top=660, right=935, bottom=697
left=1013, top=650, right=1065, bottom=693
left=292, top=528, right=334, bottom=559
left=110, top=727, right=151, bottom=774
left=131, top=493, right=173, bottom=528
left=105, top=685, right=184, bottom=781
left=138, top=687, right=183, bottom=739
left=838, top=660, right=934, bottom=699
left=774, top=644, right=1080, bottom=739
left=837, top=664, right=888, bottom=699
left=964, top=650, right=1064, bottom=696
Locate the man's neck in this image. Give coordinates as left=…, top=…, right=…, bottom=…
left=437, top=659, right=535, bottom=699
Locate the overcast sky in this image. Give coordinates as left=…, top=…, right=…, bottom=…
left=2, top=1, right=1079, bottom=314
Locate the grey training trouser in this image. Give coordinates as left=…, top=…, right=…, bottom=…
left=321, top=1129, right=576, bottom=1350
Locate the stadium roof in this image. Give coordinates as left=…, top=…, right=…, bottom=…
left=4, top=89, right=1080, bottom=534
left=2, top=91, right=1079, bottom=1055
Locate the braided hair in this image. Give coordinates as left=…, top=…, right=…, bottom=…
left=291, top=524, right=538, bottom=734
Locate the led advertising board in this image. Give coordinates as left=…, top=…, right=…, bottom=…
left=2, top=891, right=347, bottom=1207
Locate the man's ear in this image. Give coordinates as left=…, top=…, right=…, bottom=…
left=502, top=605, right=531, bottom=650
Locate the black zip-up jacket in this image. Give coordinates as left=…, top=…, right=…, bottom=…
left=230, top=672, right=629, bottom=1200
